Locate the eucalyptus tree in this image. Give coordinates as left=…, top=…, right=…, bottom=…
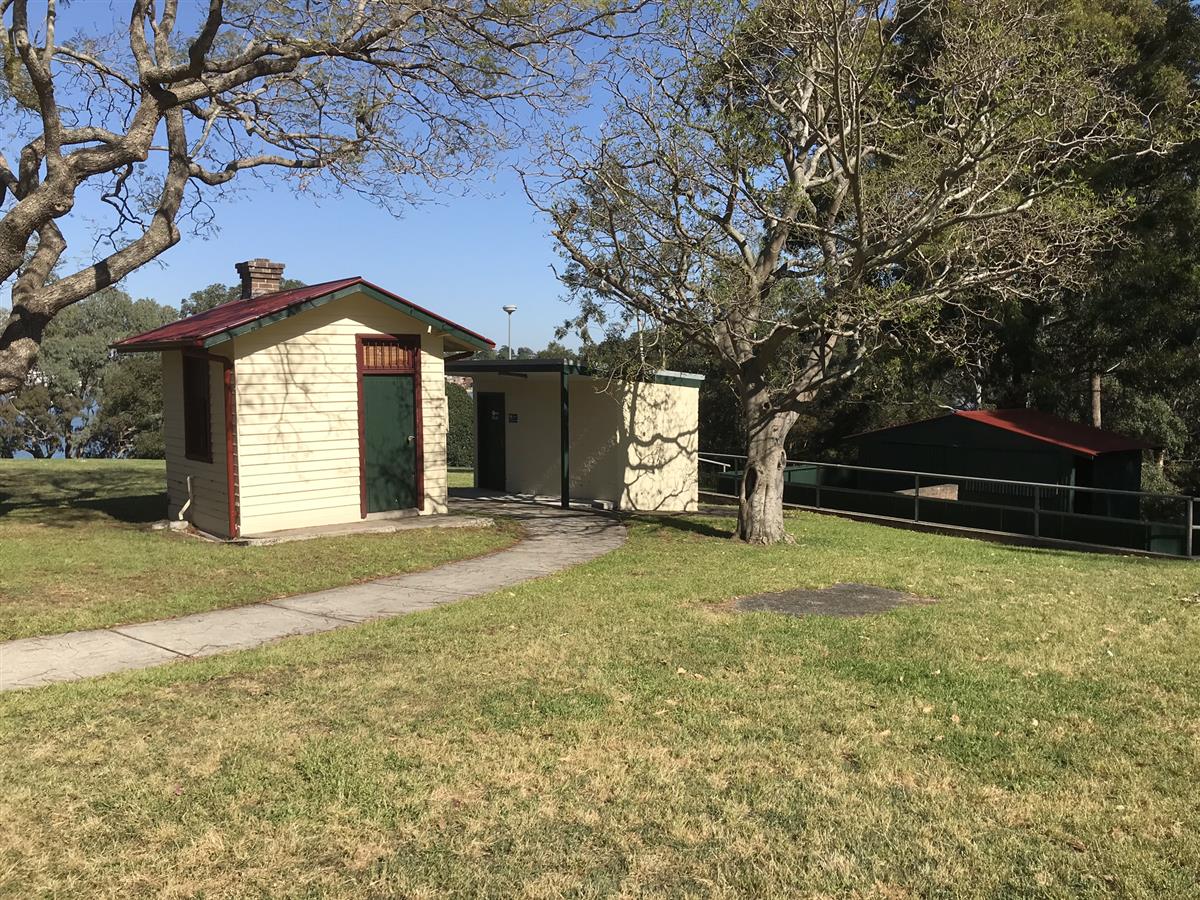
left=533, top=0, right=1157, bottom=543
left=0, top=0, right=643, bottom=393
left=0, top=287, right=175, bottom=457
left=180, top=278, right=304, bottom=316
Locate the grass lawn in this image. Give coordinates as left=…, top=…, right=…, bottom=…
left=0, top=460, right=518, bottom=641
left=2, top=479, right=1200, bottom=895
left=449, top=467, right=475, bottom=488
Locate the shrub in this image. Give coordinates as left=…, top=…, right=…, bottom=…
left=446, top=381, right=475, bottom=468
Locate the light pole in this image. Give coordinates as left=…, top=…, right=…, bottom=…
left=502, top=305, right=517, bottom=359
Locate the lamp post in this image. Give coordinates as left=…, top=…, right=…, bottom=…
left=502, top=305, right=517, bottom=359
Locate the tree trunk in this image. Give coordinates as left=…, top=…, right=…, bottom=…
left=1090, top=372, right=1102, bottom=429
left=736, top=397, right=798, bottom=544
left=0, top=307, right=52, bottom=396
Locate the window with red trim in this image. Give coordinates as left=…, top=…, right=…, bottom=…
left=182, top=355, right=212, bottom=462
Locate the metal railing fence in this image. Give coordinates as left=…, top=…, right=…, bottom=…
left=699, top=453, right=1197, bottom=558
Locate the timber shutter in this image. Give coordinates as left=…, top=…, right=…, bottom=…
left=182, top=354, right=212, bottom=462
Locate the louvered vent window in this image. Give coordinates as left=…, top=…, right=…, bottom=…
left=361, top=338, right=417, bottom=371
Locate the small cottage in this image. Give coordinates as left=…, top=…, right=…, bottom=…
left=114, top=260, right=492, bottom=538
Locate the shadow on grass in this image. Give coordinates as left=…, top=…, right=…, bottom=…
left=633, top=513, right=734, bottom=539
left=0, top=493, right=166, bottom=526
left=634, top=507, right=1169, bottom=568
left=0, top=466, right=166, bottom=526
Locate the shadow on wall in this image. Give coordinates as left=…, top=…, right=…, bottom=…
left=232, top=296, right=454, bottom=528
left=235, top=314, right=335, bottom=441
left=573, top=378, right=699, bottom=513
left=232, top=300, right=398, bottom=516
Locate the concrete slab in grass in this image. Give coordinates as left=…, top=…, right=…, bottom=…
left=732, top=583, right=936, bottom=618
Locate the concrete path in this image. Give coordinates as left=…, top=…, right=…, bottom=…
left=0, top=497, right=625, bottom=692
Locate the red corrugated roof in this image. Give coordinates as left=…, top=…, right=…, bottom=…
left=850, top=408, right=1155, bottom=456
left=112, top=276, right=493, bottom=351
left=953, top=409, right=1155, bottom=456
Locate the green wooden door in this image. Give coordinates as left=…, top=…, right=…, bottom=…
left=363, top=374, right=417, bottom=512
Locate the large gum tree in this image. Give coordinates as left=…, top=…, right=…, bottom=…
left=0, top=0, right=643, bottom=393
left=531, top=0, right=1158, bottom=544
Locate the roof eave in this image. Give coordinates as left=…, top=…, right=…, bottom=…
left=957, top=412, right=1156, bottom=456
left=110, top=338, right=202, bottom=353
left=847, top=410, right=1155, bottom=455
left=199, top=282, right=493, bottom=352
left=445, top=358, right=705, bottom=387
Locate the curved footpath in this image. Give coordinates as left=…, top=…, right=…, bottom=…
left=0, top=498, right=626, bottom=692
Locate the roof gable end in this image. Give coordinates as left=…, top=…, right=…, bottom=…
left=113, top=277, right=493, bottom=353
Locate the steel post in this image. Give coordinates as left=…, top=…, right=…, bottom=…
left=1187, top=497, right=1194, bottom=558
left=1034, top=485, right=1041, bottom=538
left=560, top=368, right=569, bottom=509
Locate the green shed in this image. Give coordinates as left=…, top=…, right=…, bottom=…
left=848, top=409, right=1154, bottom=517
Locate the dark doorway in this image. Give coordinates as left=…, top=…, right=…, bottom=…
left=476, top=392, right=506, bottom=491
left=362, top=374, right=418, bottom=512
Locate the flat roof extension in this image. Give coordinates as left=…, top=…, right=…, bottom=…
left=446, top=358, right=704, bottom=387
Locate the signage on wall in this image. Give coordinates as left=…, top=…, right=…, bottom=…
left=508, top=413, right=519, bottom=424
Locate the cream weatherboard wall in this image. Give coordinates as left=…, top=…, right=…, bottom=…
left=469, top=372, right=699, bottom=512
left=228, top=291, right=448, bottom=535
left=162, top=349, right=232, bottom=536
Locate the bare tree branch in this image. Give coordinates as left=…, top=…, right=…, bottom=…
left=0, top=0, right=650, bottom=391
left=531, top=0, right=1162, bottom=542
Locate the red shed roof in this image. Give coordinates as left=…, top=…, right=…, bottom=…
left=112, top=276, right=493, bottom=353
left=953, top=409, right=1154, bottom=456
left=854, top=408, right=1155, bottom=457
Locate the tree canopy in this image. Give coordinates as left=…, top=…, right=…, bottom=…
left=772, top=0, right=1200, bottom=491
left=0, top=0, right=645, bottom=393
left=0, top=287, right=175, bottom=458
left=180, top=278, right=305, bottom=317
left=535, top=0, right=1161, bottom=542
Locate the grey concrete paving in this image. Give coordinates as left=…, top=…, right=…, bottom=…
left=239, top=513, right=495, bottom=545
left=114, top=603, right=347, bottom=657
left=0, top=496, right=625, bottom=691
left=0, top=629, right=182, bottom=685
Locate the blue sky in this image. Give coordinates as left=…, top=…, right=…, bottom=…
left=3, top=1, right=602, bottom=352
left=106, top=169, right=576, bottom=351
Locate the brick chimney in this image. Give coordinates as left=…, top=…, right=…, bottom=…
left=235, top=258, right=285, bottom=299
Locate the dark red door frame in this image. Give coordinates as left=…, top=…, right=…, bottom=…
left=182, top=347, right=238, bottom=539
left=355, top=334, right=424, bottom=518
